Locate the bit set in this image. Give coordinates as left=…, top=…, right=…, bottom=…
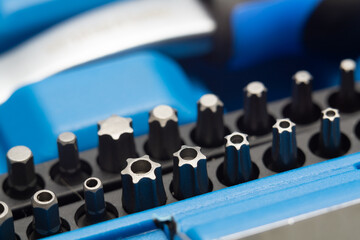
left=0, top=59, right=360, bottom=239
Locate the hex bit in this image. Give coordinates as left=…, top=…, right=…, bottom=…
left=31, top=190, right=62, bottom=238
left=319, top=108, right=341, bottom=155
left=83, top=177, right=106, bottom=223
left=0, top=201, right=15, bottom=240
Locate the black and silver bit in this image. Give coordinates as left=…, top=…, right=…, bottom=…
left=319, top=108, right=341, bottom=155
left=121, top=155, right=166, bottom=213
left=31, top=190, right=62, bottom=238
left=98, top=115, right=137, bottom=173
left=271, top=119, right=298, bottom=171
left=5, top=145, right=40, bottom=199
left=172, top=145, right=209, bottom=199
left=147, top=105, right=181, bottom=160
left=287, top=70, right=320, bottom=124
left=194, top=94, right=225, bottom=147
left=0, top=201, right=15, bottom=240
left=240, top=81, right=272, bottom=135
left=330, top=59, right=359, bottom=112
left=223, top=132, right=252, bottom=185
left=52, top=132, right=90, bottom=186
left=57, top=132, right=80, bottom=174
left=83, top=177, right=106, bottom=223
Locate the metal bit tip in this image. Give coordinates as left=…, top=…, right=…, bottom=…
left=244, top=81, right=267, bottom=97
left=83, top=177, right=106, bottom=221
left=172, top=146, right=209, bottom=199
left=149, top=105, right=178, bottom=127
left=198, top=94, right=224, bottom=113
left=121, top=155, right=166, bottom=213
left=223, top=132, right=252, bottom=185
left=0, top=201, right=15, bottom=240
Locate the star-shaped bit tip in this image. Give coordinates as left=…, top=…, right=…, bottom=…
left=225, top=132, right=249, bottom=149
left=173, top=145, right=206, bottom=168
left=98, top=115, right=133, bottom=140
left=121, top=155, right=160, bottom=184
left=244, top=81, right=267, bottom=98
left=322, top=108, right=340, bottom=122
left=273, top=118, right=296, bottom=133
left=198, top=94, right=224, bottom=113
left=149, top=105, right=178, bottom=127
left=293, top=70, right=312, bottom=85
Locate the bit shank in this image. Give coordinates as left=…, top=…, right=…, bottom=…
left=98, top=115, right=137, bottom=173
left=194, top=94, right=225, bottom=147
left=57, top=132, right=81, bottom=174
left=121, top=155, right=166, bottom=213
left=148, top=105, right=181, bottom=160
left=0, top=201, right=15, bottom=240
left=271, top=119, right=298, bottom=170
left=242, top=81, right=271, bottom=135
left=172, top=146, right=209, bottom=199
left=320, top=108, right=341, bottom=154
left=223, top=132, right=252, bottom=185
left=32, top=190, right=61, bottom=237
left=6, top=146, right=38, bottom=195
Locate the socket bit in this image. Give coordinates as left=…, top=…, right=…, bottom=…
left=98, top=115, right=137, bottom=173
left=223, top=132, right=252, bottom=185
left=147, top=105, right=181, bottom=160
left=289, top=71, right=316, bottom=123
left=194, top=94, right=225, bottom=147
left=0, top=201, right=15, bottom=240
left=121, top=155, right=166, bottom=213
left=57, top=132, right=80, bottom=174
left=338, top=59, right=357, bottom=109
left=242, top=81, right=271, bottom=135
left=320, top=108, right=341, bottom=154
left=6, top=145, right=38, bottom=196
left=172, top=146, right=209, bottom=199
left=32, top=190, right=61, bottom=237
left=271, top=119, right=298, bottom=170
left=83, top=177, right=106, bottom=223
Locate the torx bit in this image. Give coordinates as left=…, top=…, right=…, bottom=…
left=147, top=105, right=181, bottom=160
left=98, top=115, right=137, bottom=173
left=242, top=81, right=271, bottom=135
left=6, top=145, right=38, bottom=197
left=319, top=108, right=341, bottom=155
left=271, top=119, right=298, bottom=171
left=338, top=59, right=357, bottom=112
left=0, top=201, right=15, bottom=240
left=172, top=145, right=209, bottom=199
left=57, top=132, right=80, bottom=174
left=32, top=190, right=61, bottom=237
left=83, top=177, right=106, bottom=223
left=223, top=132, right=252, bottom=185
left=289, top=71, right=316, bottom=123
left=121, top=155, right=166, bottom=213
left=194, top=94, right=225, bottom=147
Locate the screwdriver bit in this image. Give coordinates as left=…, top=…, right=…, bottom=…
left=319, top=108, right=341, bottom=155
left=52, top=132, right=91, bottom=186
left=271, top=119, right=298, bottom=171
left=172, top=145, right=209, bottom=199
left=194, top=94, right=225, bottom=147
left=241, top=81, right=272, bottom=135
left=57, top=132, right=81, bottom=174
left=98, top=115, right=137, bottom=173
left=6, top=145, right=39, bottom=198
left=121, top=155, right=166, bottom=213
left=0, top=201, right=15, bottom=240
left=83, top=177, right=107, bottom=223
left=223, top=132, right=252, bottom=186
left=331, top=59, right=359, bottom=112
left=288, top=71, right=319, bottom=124
left=32, top=190, right=61, bottom=238
left=147, top=105, right=182, bottom=160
